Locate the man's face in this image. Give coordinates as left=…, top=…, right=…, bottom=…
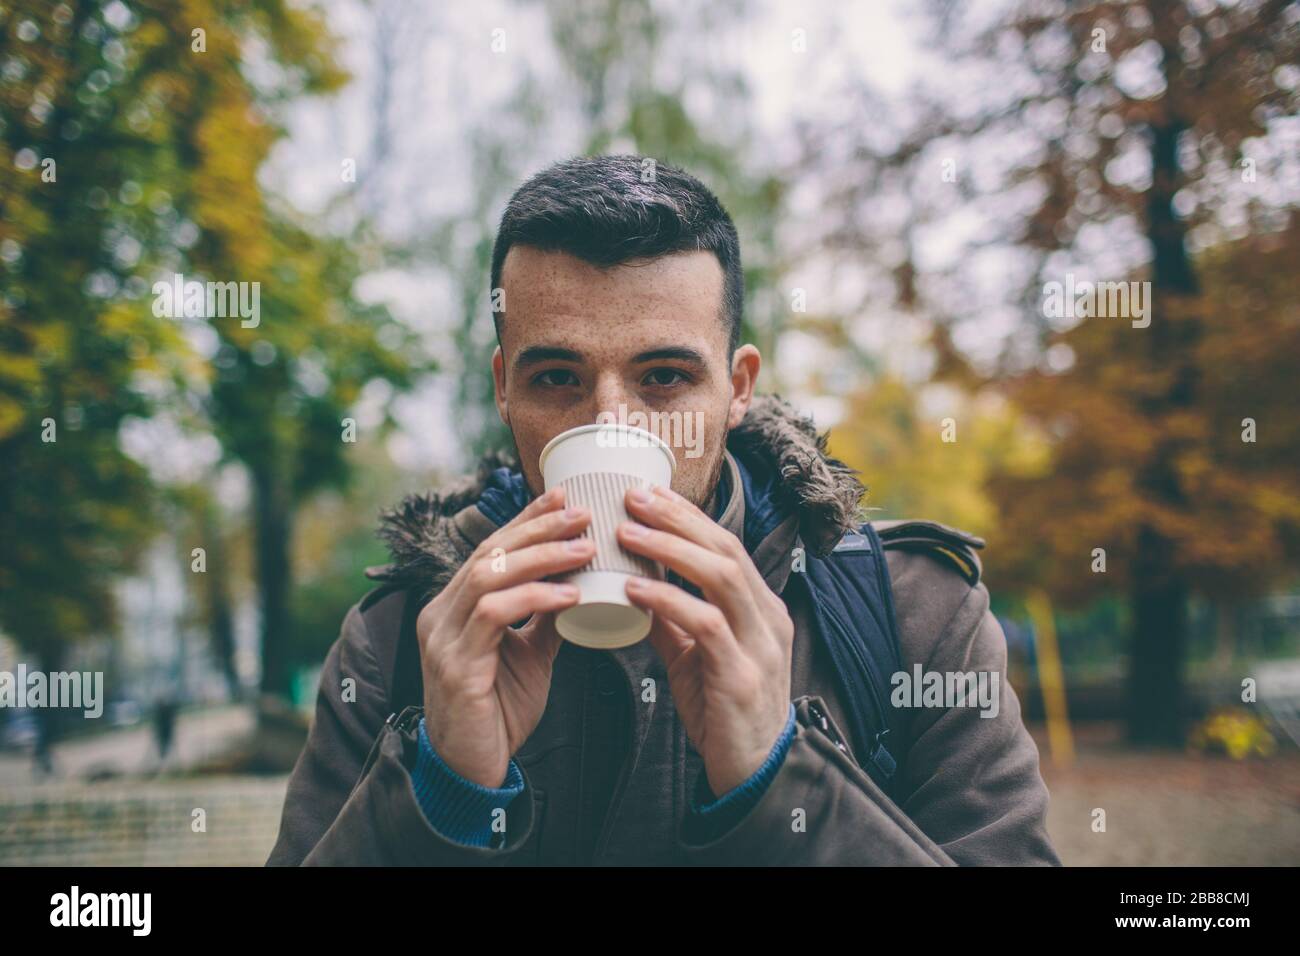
left=492, top=246, right=759, bottom=509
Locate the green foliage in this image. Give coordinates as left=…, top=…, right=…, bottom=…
left=0, top=2, right=430, bottom=697
left=1, top=1, right=194, bottom=658
left=286, top=519, right=388, bottom=668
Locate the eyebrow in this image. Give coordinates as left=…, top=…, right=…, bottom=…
left=513, top=344, right=709, bottom=372
left=631, top=346, right=708, bottom=367
left=513, top=346, right=584, bottom=371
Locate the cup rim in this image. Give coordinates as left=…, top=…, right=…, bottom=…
left=539, top=423, right=678, bottom=480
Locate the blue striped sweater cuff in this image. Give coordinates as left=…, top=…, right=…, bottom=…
left=690, top=702, right=797, bottom=822
left=413, top=716, right=524, bottom=848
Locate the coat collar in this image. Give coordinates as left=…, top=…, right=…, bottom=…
left=368, top=394, right=865, bottom=595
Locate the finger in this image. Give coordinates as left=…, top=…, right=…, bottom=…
left=516, top=610, right=564, bottom=663
left=453, top=536, right=596, bottom=618
left=624, top=576, right=738, bottom=667
left=617, top=521, right=758, bottom=630
left=509, top=484, right=566, bottom=526
left=624, top=484, right=769, bottom=599
left=483, top=494, right=591, bottom=557
left=457, top=581, right=581, bottom=657
left=639, top=603, right=693, bottom=671
left=445, top=487, right=565, bottom=591
left=441, top=495, right=591, bottom=634
left=624, top=484, right=745, bottom=560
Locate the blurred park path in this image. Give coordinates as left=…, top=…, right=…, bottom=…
left=0, top=705, right=255, bottom=787
left=0, top=705, right=287, bottom=866
left=3, top=711, right=1297, bottom=866
left=0, top=775, right=287, bottom=866
left=1034, top=722, right=1300, bottom=866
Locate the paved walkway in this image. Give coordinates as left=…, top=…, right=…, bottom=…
left=0, top=706, right=287, bottom=865
left=0, top=775, right=289, bottom=866
left=2, top=715, right=1296, bottom=866
left=0, top=705, right=255, bottom=786
left=1035, top=723, right=1300, bottom=865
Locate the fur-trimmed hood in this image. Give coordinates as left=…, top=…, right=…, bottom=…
left=370, top=394, right=865, bottom=594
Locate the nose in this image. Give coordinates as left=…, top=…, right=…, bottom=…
left=591, top=371, right=633, bottom=422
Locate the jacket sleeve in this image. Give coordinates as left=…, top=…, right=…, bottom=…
left=411, top=715, right=526, bottom=847
left=675, top=580, right=1061, bottom=866
left=685, top=703, right=797, bottom=838
left=265, top=601, right=540, bottom=865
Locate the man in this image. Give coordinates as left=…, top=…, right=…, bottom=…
left=267, top=155, right=1061, bottom=866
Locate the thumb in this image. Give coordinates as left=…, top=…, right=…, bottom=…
left=645, top=613, right=692, bottom=669
left=519, top=610, right=565, bottom=663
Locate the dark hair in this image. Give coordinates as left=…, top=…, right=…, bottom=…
left=489, top=154, right=744, bottom=355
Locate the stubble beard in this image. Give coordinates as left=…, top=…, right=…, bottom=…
left=511, top=431, right=731, bottom=517
left=681, top=438, right=730, bottom=515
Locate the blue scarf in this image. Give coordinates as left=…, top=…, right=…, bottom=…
left=473, top=447, right=794, bottom=555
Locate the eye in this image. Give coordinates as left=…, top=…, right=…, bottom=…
left=533, top=368, right=580, bottom=387
left=642, top=367, right=689, bottom=388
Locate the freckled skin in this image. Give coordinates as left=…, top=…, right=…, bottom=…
left=492, top=246, right=761, bottom=509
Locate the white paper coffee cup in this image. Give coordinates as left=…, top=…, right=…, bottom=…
left=539, top=423, right=677, bottom=649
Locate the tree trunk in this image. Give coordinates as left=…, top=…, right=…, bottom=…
left=1127, top=525, right=1190, bottom=745
left=1212, top=600, right=1236, bottom=677
left=201, top=502, right=241, bottom=700
left=1125, top=101, right=1200, bottom=745
left=32, top=644, right=66, bottom=776
left=253, top=466, right=294, bottom=702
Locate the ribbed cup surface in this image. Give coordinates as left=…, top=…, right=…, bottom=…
left=558, top=472, right=662, bottom=579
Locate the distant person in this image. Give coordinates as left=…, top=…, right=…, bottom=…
left=269, top=155, right=1060, bottom=866
left=153, top=696, right=178, bottom=766
left=32, top=713, right=54, bottom=779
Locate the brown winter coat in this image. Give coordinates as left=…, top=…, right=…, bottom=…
left=266, top=395, right=1061, bottom=866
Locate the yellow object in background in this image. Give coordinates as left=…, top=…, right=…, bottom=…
left=1026, top=589, right=1074, bottom=768
left=1188, top=708, right=1277, bottom=759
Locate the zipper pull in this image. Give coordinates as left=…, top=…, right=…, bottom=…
left=805, top=699, right=851, bottom=758
left=386, top=704, right=423, bottom=734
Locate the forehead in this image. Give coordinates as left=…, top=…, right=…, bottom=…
left=498, top=245, right=728, bottom=359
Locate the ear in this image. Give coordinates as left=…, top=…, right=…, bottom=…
left=726, top=345, right=761, bottom=430
left=492, top=346, right=509, bottom=427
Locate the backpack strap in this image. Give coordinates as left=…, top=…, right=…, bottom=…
left=381, top=586, right=426, bottom=715
left=801, top=524, right=908, bottom=799
left=872, top=519, right=985, bottom=586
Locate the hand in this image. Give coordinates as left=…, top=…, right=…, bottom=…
left=617, top=484, right=794, bottom=797
left=418, top=486, right=594, bottom=788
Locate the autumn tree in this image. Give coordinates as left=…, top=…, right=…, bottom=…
left=1, top=1, right=198, bottom=755
left=800, top=0, right=1299, bottom=744
left=991, top=214, right=1300, bottom=726
left=829, top=375, right=1051, bottom=535
left=1, top=1, right=429, bottom=714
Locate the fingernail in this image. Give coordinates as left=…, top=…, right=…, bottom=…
left=622, top=522, right=647, bottom=538
left=565, top=506, right=586, bottom=520
left=557, top=584, right=580, bottom=599
left=567, top=537, right=592, bottom=552
left=629, top=487, right=652, bottom=505
left=625, top=576, right=646, bottom=590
